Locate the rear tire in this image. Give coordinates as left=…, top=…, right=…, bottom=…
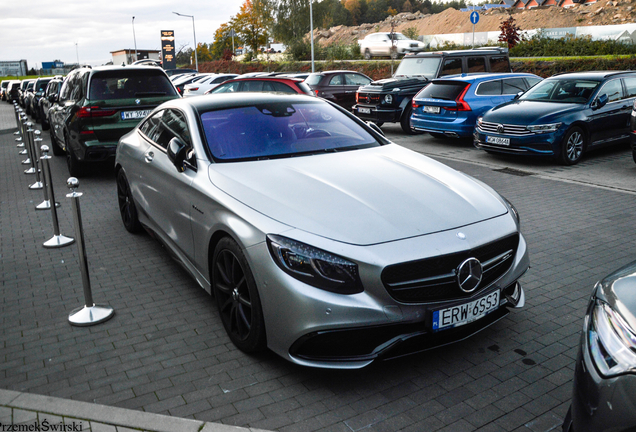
left=116, top=170, right=142, bottom=233
left=66, top=135, right=87, bottom=177
left=50, top=130, right=64, bottom=156
left=400, top=104, right=423, bottom=135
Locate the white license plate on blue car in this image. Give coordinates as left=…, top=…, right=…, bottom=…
left=121, top=110, right=151, bottom=120
left=432, top=290, right=499, bottom=331
left=486, top=136, right=510, bottom=146
left=424, top=106, right=440, bottom=114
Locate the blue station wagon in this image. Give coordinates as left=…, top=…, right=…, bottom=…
left=410, top=73, right=542, bottom=138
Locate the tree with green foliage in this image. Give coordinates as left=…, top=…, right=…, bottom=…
left=211, top=23, right=238, bottom=60
left=234, top=0, right=274, bottom=54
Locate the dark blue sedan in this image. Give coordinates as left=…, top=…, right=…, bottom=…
left=474, top=71, right=636, bottom=165
left=411, top=73, right=542, bottom=139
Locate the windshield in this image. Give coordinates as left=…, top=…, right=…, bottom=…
left=201, top=101, right=381, bottom=161
left=394, top=57, right=441, bottom=79
left=391, top=33, right=409, bottom=41
left=520, top=79, right=600, bottom=104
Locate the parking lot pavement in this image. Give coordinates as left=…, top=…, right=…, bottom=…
left=2, top=100, right=636, bottom=432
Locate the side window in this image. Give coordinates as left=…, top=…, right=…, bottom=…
left=502, top=78, right=527, bottom=95
left=439, top=58, right=462, bottom=76
left=490, top=56, right=510, bottom=73
left=329, top=75, right=344, bottom=86
left=139, top=110, right=163, bottom=142
left=242, top=80, right=264, bottom=92
left=526, top=77, right=542, bottom=89
left=599, top=79, right=623, bottom=103
left=345, top=73, right=371, bottom=86
left=270, top=81, right=297, bottom=93
left=623, top=77, right=636, bottom=98
left=467, top=57, right=486, bottom=73
left=59, top=73, right=75, bottom=102
left=213, top=81, right=239, bottom=93
left=144, top=109, right=191, bottom=150
left=69, top=73, right=83, bottom=101
left=476, top=80, right=501, bottom=96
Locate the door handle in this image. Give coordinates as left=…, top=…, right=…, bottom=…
left=144, top=151, right=154, bottom=163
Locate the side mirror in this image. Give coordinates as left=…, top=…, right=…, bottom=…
left=167, top=137, right=188, bottom=172
left=366, top=121, right=385, bottom=137
left=593, top=94, right=608, bottom=110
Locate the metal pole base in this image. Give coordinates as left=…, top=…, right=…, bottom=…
left=36, top=200, right=60, bottom=210
left=19, top=149, right=27, bottom=154
left=22, top=159, right=31, bottom=165
left=29, top=181, right=44, bottom=190
left=43, top=234, right=75, bottom=248
left=68, top=304, right=115, bottom=327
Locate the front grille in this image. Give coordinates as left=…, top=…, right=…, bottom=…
left=478, top=121, right=532, bottom=136
left=382, top=234, right=519, bottom=303
left=357, top=93, right=381, bottom=106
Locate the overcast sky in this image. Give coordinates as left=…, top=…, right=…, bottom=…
left=2, top=0, right=244, bottom=69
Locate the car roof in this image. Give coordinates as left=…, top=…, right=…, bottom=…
left=432, top=72, right=539, bottom=83
left=549, top=71, right=635, bottom=81
left=168, top=92, right=319, bottom=112
left=224, top=76, right=305, bottom=84
left=408, top=47, right=508, bottom=57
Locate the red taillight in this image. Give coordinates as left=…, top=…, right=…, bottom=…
left=445, top=85, right=471, bottom=111
left=189, top=87, right=199, bottom=92
left=412, top=100, right=421, bottom=108
left=314, top=89, right=319, bottom=96
left=178, top=87, right=183, bottom=94
left=77, top=106, right=117, bottom=118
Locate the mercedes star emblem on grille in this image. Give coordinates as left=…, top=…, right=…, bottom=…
left=497, top=124, right=505, bottom=134
left=457, top=257, right=483, bottom=293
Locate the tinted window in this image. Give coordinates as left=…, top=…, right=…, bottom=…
left=265, top=81, right=297, bottom=94
left=416, top=81, right=468, bottom=100
left=345, top=73, right=371, bottom=86
left=201, top=101, right=380, bottom=161
left=88, top=70, right=177, bottom=100
left=329, top=75, right=344, bottom=86
left=35, top=79, right=51, bottom=92
left=490, top=56, right=510, bottom=73
left=467, top=57, right=486, bottom=73
left=211, top=81, right=240, bottom=93
left=304, top=74, right=323, bottom=86
left=502, top=78, right=527, bottom=95
left=439, top=58, right=462, bottom=76
left=242, top=80, right=264, bottom=92
left=140, top=109, right=190, bottom=149
left=139, top=110, right=163, bottom=142
left=476, top=80, right=501, bottom=96
left=599, top=79, right=624, bottom=103
left=624, top=77, right=636, bottom=98
left=526, top=77, right=542, bottom=88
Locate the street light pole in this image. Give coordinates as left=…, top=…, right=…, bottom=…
left=309, top=0, right=315, bottom=73
left=173, top=12, right=198, bottom=71
left=75, top=43, right=79, bottom=65
left=132, top=16, right=138, bottom=63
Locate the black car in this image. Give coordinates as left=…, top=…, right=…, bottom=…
left=19, top=80, right=35, bottom=111
left=27, top=77, right=52, bottom=122
left=474, top=71, right=636, bottom=165
left=353, top=47, right=511, bottom=134
left=563, top=261, right=636, bottom=432
left=305, top=70, right=372, bottom=111
left=39, top=78, right=64, bottom=131
left=164, top=68, right=198, bottom=77
left=48, top=65, right=179, bottom=176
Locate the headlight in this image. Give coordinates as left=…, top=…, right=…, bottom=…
left=383, top=94, right=393, bottom=105
left=267, top=234, right=362, bottom=294
left=526, top=123, right=562, bottom=134
left=502, top=196, right=520, bottom=227
left=588, top=298, right=636, bottom=377
left=477, top=117, right=483, bottom=128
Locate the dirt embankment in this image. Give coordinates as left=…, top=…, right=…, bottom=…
left=312, top=0, right=635, bottom=46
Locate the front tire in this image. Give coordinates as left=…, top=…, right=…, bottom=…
left=116, top=170, right=142, bottom=233
left=559, top=126, right=585, bottom=165
left=400, top=104, right=423, bottom=135
left=212, top=237, right=266, bottom=353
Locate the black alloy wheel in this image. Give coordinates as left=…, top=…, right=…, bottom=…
left=559, top=126, right=585, bottom=165
left=49, top=127, right=64, bottom=156
left=116, top=170, right=142, bottom=233
left=212, top=237, right=266, bottom=353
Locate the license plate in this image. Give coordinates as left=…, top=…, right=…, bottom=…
left=424, top=106, right=440, bottom=114
left=121, top=110, right=151, bottom=120
left=486, top=136, right=510, bottom=146
left=358, top=107, right=371, bottom=114
left=432, top=290, right=499, bottom=331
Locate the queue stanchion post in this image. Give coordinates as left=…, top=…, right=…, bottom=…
left=19, top=114, right=29, bottom=156
left=28, top=131, right=44, bottom=190
left=40, top=145, right=74, bottom=248
left=24, top=123, right=38, bottom=174
left=66, top=177, right=115, bottom=326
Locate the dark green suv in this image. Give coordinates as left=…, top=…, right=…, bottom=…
left=48, top=65, right=179, bottom=176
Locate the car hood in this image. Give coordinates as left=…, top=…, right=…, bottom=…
left=597, top=261, right=636, bottom=333
left=362, top=76, right=428, bottom=92
left=208, top=144, right=508, bottom=245
left=484, top=100, right=582, bottom=125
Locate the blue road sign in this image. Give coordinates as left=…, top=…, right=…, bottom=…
left=470, top=11, right=480, bottom=25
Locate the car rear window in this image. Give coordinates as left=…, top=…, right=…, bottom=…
left=305, top=74, right=323, bottom=86
left=35, top=80, right=51, bottom=92
left=416, top=81, right=468, bottom=100
left=89, top=70, right=177, bottom=100
left=200, top=100, right=380, bottom=161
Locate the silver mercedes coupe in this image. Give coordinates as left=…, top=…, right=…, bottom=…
left=115, top=93, right=529, bottom=369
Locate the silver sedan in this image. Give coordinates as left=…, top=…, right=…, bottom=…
left=115, top=93, right=529, bottom=369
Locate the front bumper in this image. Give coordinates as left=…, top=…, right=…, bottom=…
left=474, top=127, right=567, bottom=158
left=249, top=215, right=529, bottom=369
left=353, top=104, right=402, bottom=124
left=568, top=317, right=636, bottom=431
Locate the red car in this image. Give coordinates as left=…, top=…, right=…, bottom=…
left=206, top=76, right=313, bottom=96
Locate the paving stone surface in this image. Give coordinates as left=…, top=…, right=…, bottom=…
left=2, top=102, right=636, bottom=431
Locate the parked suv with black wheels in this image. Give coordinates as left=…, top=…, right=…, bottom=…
left=40, top=78, right=64, bottom=133
left=353, top=47, right=511, bottom=134
left=48, top=65, right=179, bottom=176
left=27, top=77, right=52, bottom=123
